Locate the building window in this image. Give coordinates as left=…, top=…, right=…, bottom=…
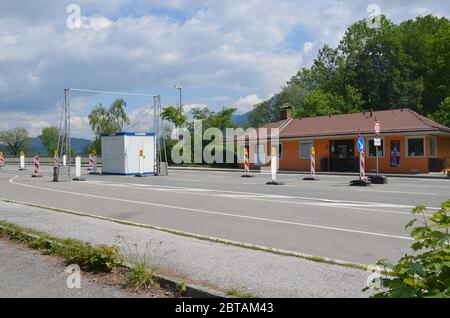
left=299, top=142, right=313, bottom=159
left=429, top=137, right=437, bottom=158
left=255, top=144, right=266, bottom=165
left=368, top=139, right=384, bottom=158
left=407, top=137, right=425, bottom=157
left=276, top=143, right=283, bottom=159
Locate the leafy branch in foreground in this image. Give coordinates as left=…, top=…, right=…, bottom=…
left=369, top=199, right=450, bottom=298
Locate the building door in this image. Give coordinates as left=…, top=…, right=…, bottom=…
left=330, top=140, right=356, bottom=172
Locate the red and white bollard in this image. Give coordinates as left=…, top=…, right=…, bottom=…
left=0, top=152, right=4, bottom=169
left=88, top=154, right=94, bottom=170
left=241, top=148, right=253, bottom=178
left=310, top=149, right=316, bottom=178
left=32, top=154, right=42, bottom=178
left=360, top=151, right=366, bottom=181
left=303, top=146, right=319, bottom=181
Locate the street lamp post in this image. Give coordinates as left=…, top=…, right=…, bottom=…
left=174, top=85, right=182, bottom=114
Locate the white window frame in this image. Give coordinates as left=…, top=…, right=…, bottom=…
left=429, top=136, right=437, bottom=158
left=405, top=136, right=426, bottom=158
left=299, top=141, right=313, bottom=160
left=367, top=137, right=385, bottom=158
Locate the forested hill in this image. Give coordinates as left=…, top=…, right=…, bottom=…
left=249, top=15, right=450, bottom=128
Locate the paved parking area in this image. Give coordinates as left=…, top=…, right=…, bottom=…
left=0, top=166, right=448, bottom=265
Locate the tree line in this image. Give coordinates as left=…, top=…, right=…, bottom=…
left=249, top=15, right=450, bottom=128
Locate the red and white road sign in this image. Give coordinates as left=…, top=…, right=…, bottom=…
left=374, top=121, right=381, bottom=137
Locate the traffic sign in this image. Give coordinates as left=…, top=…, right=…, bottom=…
left=357, top=137, right=365, bottom=153
left=374, top=138, right=382, bottom=147
left=374, top=121, right=381, bottom=137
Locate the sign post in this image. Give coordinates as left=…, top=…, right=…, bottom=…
left=374, top=120, right=381, bottom=176
left=369, top=120, right=388, bottom=184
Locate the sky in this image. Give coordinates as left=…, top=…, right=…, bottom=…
left=0, top=0, right=449, bottom=139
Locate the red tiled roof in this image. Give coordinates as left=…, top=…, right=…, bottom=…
left=260, top=108, right=450, bottom=139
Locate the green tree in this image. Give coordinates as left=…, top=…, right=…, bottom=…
left=88, top=98, right=130, bottom=154
left=430, top=97, right=450, bottom=127
left=161, top=106, right=187, bottom=128
left=39, top=126, right=60, bottom=155
left=0, top=128, right=31, bottom=155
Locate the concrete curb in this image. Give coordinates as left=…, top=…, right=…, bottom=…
left=168, top=166, right=450, bottom=180
left=0, top=223, right=227, bottom=299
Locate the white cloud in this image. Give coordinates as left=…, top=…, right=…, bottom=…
left=233, top=94, right=262, bottom=114
left=0, top=0, right=449, bottom=137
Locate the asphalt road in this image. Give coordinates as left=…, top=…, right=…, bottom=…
left=0, top=166, right=448, bottom=265
left=0, top=239, right=127, bottom=298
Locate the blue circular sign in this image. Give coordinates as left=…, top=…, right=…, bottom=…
left=357, top=137, right=365, bottom=153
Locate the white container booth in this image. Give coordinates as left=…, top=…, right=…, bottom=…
left=101, top=132, right=155, bottom=175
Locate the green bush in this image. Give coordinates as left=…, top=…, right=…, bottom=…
left=57, top=240, right=123, bottom=272
left=371, top=199, right=450, bottom=298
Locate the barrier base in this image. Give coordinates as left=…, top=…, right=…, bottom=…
left=241, top=174, right=254, bottom=178
left=303, top=177, right=319, bottom=181
left=349, top=179, right=370, bottom=187
left=19, top=168, right=27, bottom=171
left=135, top=174, right=148, bottom=178
left=89, top=172, right=101, bottom=175
left=31, top=174, right=42, bottom=178
left=368, top=175, right=388, bottom=184
left=73, top=177, right=86, bottom=182
left=266, top=181, right=284, bottom=186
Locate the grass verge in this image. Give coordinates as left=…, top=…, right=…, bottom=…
left=0, top=220, right=177, bottom=297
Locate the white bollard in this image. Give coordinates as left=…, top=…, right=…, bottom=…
left=63, top=155, right=67, bottom=167
left=75, top=156, right=81, bottom=178
left=266, top=147, right=283, bottom=185
left=73, top=155, right=85, bottom=181
left=19, top=151, right=26, bottom=170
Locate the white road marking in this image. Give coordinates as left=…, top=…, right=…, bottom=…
left=84, top=179, right=440, bottom=210
left=9, top=175, right=413, bottom=241
left=82, top=181, right=423, bottom=216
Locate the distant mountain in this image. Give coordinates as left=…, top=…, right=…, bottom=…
left=27, top=137, right=92, bottom=155
left=232, top=112, right=251, bottom=127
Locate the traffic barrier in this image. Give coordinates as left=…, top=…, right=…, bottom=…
left=241, top=148, right=254, bottom=178
left=63, top=155, right=67, bottom=167
left=32, top=154, right=42, bottom=178
left=0, top=152, right=4, bottom=168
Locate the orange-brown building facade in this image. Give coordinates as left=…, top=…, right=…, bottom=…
left=239, top=109, right=450, bottom=174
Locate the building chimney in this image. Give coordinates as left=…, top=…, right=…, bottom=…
left=280, top=109, right=292, bottom=120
